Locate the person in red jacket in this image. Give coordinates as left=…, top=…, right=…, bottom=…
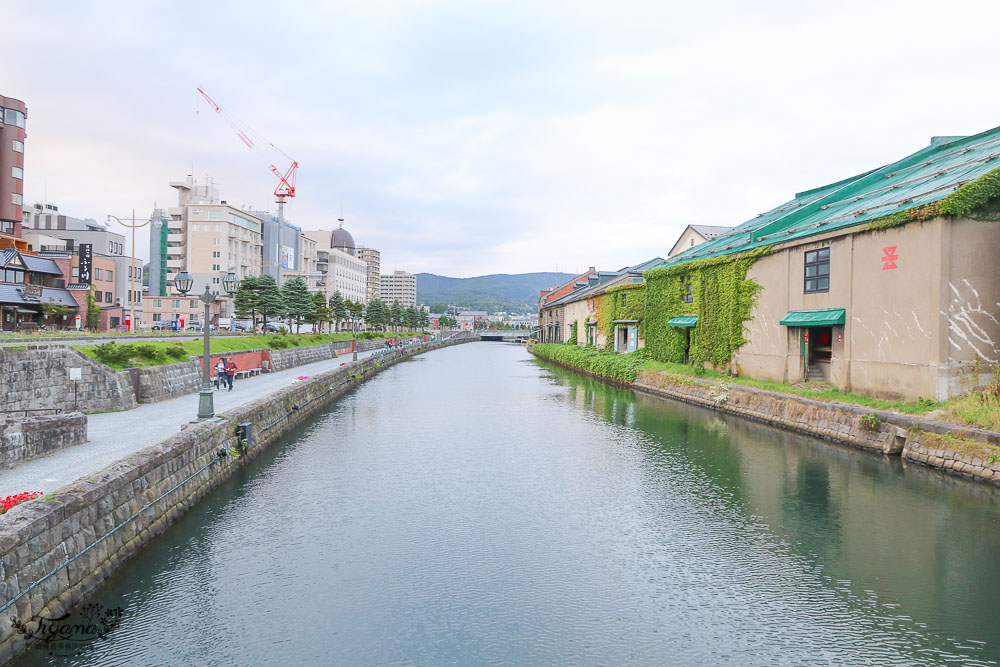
left=224, top=358, right=238, bottom=391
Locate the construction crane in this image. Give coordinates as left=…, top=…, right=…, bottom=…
left=196, top=87, right=299, bottom=217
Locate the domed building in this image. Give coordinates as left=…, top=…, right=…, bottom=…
left=331, top=219, right=355, bottom=256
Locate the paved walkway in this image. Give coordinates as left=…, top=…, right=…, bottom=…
left=0, top=348, right=381, bottom=495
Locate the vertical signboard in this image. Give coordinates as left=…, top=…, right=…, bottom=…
left=78, top=244, right=93, bottom=285
left=281, top=245, right=295, bottom=269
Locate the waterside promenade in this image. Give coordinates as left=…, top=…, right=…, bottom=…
left=0, top=349, right=378, bottom=495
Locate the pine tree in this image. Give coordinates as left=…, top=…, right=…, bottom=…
left=310, top=291, right=331, bottom=333
left=232, top=275, right=260, bottom=328
left=404, top=305, right=419, bottom=330
left=329, top=290, right=347, bottom=332
left=390, top=300, right=404, bottom=333
left=418, top=309, right=429, bottom=329
left=365, top=298, right=386, bottom=331
left=256, top=274, right=284, bottom=332
left=281, top=276, right=314, bottom=334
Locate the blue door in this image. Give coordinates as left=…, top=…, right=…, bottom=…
left=627, top=326, right=638, bottom=353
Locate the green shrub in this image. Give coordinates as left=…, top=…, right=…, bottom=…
left=267, top=335, right=290, bottom=349
left=532, top=343, right=645, bottom=383
left=164, top=343, right=188, bottom=360
left=859, top=411, right=881, bottom=432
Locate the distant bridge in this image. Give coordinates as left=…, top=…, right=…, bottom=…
left=477, top=330, right=531, bottom=342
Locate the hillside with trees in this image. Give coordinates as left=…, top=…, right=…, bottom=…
left=417, top=272, right=575, bottom=313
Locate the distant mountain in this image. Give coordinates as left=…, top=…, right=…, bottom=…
left=416, top=272, right=576, bottom=313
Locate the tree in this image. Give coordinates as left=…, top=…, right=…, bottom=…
left=281, top=276, right=314, bottom=333
left=365, top=298, right=386, bottom=331
left=390, top=300, right=404, bottom=332
left=418, top=309, right=430, bottom=329
left=232, top=275, right=260, bottom=329
left=348, top=300, right=364, bottom=320
left=404, top=305, right=419, bottom=330
left=329, top=290, right=347, bottom=332
left=256, top=274, right=284, bottom=332
left=86, top=287, right=100, bottom=331
left=310, top=291, right=331, bottom=333
left=430, top=302, right=449, bottom=314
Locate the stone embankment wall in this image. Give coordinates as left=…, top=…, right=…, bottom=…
left=0, top=337, right=467, bottom=663
left=0, top=346, right=136, bottom=413
left=0, top=413, right=87, bottom=469
left=532, top=349, right=1000, bottom=489
left=268, top=343, right=336, bottom=370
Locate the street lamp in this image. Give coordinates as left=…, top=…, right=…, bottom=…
left=108, top=211, right=150, bottom=332
left=174, top=271, right=240, bottom=421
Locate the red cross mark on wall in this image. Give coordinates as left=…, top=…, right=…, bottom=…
left=882, top=246, right=898, bottom=270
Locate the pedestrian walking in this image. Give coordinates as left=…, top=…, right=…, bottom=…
left=213, top=358, right=226, bottom=389
left=224, top=357, right=237, bottom=391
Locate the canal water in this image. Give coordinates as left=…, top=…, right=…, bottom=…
left=16, top=343, right=1000, bottom=665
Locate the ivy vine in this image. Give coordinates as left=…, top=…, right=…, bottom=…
left=598, top=283, right=647, bottom=351
left=866, top=165, right=1000, bottom=231
left=643, top=247, right=771, bottom=368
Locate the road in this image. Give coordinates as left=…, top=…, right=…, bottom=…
left=0, top=348, right=380, bottom=495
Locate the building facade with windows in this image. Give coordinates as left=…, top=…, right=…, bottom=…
left=356, top=246, right=381, bottom=302
left=0, top=94, right=26, bottom=243
left=22, top=203, right=143, bottom=325
left=148, top=177, right=261, bottom=319
left=379, top=270, right=417, bottom=307
left=146, top=295, right=226, bottom=328
left=658, top=126, right=1000, bottom=401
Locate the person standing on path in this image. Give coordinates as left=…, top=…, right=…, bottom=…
left=224, top=357, right=237, bottom=391
left=214, top=358, right=226, bottom=390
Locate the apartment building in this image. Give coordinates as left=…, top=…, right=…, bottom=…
left=356, top=246, right=381, bottom=302
left=380, top=270, right=417, bottom=307
left=149, top=177, right=262, bottom=323
left=0, top=95, right=26, bottom=245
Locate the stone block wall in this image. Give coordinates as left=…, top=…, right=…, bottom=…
left=268, top=343, right=335, bottom=370
left=0, top=337, right=468, bottom=663
left=132, top=361, right=201, bottom=404
left=0, top=413, right=87, bottom=469
left=0, top=346, right=136, bottom=413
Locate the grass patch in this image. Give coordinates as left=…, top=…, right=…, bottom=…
left=638, top=359, right=943, bottom=415
left=916, top=429, right=1000, bottom=461
left=74, top=332, right=426, bottom=370
left=532, top=343, right=646, bottom=383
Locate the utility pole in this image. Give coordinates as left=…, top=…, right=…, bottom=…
left=108, top=210, right=149, bottom=332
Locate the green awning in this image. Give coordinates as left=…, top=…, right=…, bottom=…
left=779, top=308, right=845, bottom=327
left=667, top=315, right=698, bottom=327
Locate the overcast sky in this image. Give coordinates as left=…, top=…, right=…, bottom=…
left=5, top=0, right=1000, bottom=277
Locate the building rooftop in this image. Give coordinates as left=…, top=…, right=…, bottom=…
left=660, top=124, right=1000, bottom=267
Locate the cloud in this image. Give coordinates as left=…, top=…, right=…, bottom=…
left=5, top=0, right=1000, bottom=278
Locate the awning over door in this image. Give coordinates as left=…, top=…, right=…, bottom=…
left=667, top=315, right=698, bottom=327
left=611, top=319, right=638, bottom=325
left=779, top=308, right=845, bottom=327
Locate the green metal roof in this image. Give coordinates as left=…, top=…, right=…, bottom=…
left=659, top=125, right=1000, bottom=268
left=667, top=315, right=698, bottom=327
left=779, top=308, right=846, bottom=327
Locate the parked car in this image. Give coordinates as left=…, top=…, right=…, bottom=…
left=185, top=324, right=203, bottom=332
left=151, top=323, right=170, bottom=331
left=232, top=322, right=248, bottom=332
left=265, top=322, right=281, bottom=332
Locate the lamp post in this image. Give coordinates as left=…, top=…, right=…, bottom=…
left=108, top=211, right=150, bottom=333
left=174, top=270, right=239, bottom=421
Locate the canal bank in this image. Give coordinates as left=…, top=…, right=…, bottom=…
left=0, top=335, right=471, bottom=664
left=529, top=344, right=1000, bottom=488
left=8, top=342, right=1000, bottom=666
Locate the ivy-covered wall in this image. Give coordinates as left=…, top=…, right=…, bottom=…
left=643, top=247, right=771, bottom=367
left=599, top=283, right=646, bottom=350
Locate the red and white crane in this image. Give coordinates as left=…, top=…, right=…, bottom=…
left=196, top=87, right=299, bottom=210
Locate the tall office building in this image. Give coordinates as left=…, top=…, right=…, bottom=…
left=355, top=246, right=381, bottom=302
left=302, top=230, right=367, bottom=304
left=0, top=94, right=27, bottom=246
left=148, top=176, right=263, bottom=298
left=379, top=270, right=417, bottom=307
